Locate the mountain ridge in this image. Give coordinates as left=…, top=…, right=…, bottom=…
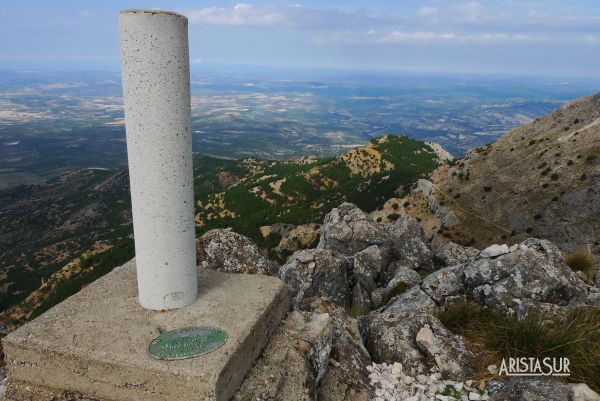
left=375, top=92, right=600, bottom=255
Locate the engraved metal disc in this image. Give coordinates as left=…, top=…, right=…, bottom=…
left=148, top=326, right=228, bottom=360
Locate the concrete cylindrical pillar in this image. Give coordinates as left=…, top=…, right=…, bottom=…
left=119, top=9, right=197, bottom=310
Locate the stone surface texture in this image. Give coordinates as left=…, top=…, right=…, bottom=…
left=119, top=9, right=197, bottom=310
left=196, top=229, right=277, bottom=276
left=2, top=260, right=290, bottom=401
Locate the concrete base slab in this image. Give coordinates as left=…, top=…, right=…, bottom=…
left=2, top=260, right=290, bottom=401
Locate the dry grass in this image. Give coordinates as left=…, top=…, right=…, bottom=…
left=438, top=301, right=600, bottom=392
left=345, top=304, right=372, bottom=319
left=565, top=245, right=597, bottom=281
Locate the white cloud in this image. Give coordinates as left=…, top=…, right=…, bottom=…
left=417, top=7, right=439, bottom=18
left=584, top=34, right=600, bottom=44
left=314, top=31, right=552, bottom=46
left=185, top=2, right=600, bottom=49
left=187, top=4, right=289, bottom=28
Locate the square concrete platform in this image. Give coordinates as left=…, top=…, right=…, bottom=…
left=2, top=260, right=290, bottom=401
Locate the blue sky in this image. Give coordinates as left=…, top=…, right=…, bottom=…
left=1, top=0, right=600, bottom=77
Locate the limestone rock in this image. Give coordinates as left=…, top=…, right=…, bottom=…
left=358, top=312, right=473, bottom=378
left=421, top=264, right=464, bottom=304
left=478, top=243, right=510, bottom=259
left=318, top=203, right=391, bottom=256
left=280, top=249, right=352, bottom=309
left=415, top=325, right=474, bottom=379
left=463, top=238, right=590, bottom=316
left=387, top=262, right=422, bottom=287
left=196, top=229, right=277, bottom=275
left=570, top=383, right=600, bottom=401
left=314, top=302, right=373, bottom=401
left=377, top=264, right=422, bottom=308
left=388, top=214, right=434, bottom=273
left=351, top=282, right=373, bottom=311
left=383, top=286, right=438, bottom=315
left=353, top=245, right=393, bottom=293
left=488, top=377, right=572, bottom=401
left=431, top=239, right=479, bottom=267
left=233, top=310, right=330, bottom=401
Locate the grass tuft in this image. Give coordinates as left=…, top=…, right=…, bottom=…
left=438, top=301, right=600, bottom=392
left=345, top=304, right=372, bottom=319
left=564, top=246, right=597, bottom=281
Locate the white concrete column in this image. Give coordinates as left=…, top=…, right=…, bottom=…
left=119, top=9, right=197, bottom=310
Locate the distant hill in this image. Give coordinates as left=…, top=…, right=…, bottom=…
left=0, top=135, right=443, bottom=327
left=376, top=92, right=600, bottom=255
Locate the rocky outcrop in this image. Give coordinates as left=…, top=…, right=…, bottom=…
left=196, top=229, right=277, bottom=275
left=234, top=301, right=373, bottom=401
left=388, top=214, right=434, bottom=273
left=318, top=202, right=390, bottom=256
left=280, top=249, right=352, bottom=309
left=358, top=312, right=474, bottom=379
left=488, top=377, right=572, bottom=401
left=285, top=203, right=435, bottom=311
left=230, top=201, right=600, bottom=400
left=314, top=302, right=373, bottom=401
left=421, top=238, right=594, bottom=317
left=233, top=311, right=326, bottom=401
left=431, top=238, right=479, bottom=267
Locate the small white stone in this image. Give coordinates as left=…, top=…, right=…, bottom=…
left=570, top=383, right=600, bottom=401
left=480, top=244, right=510, bottom=258
left=468, top=392, right=481, bottom=400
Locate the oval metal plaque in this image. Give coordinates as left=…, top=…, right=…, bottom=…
left=148, top=326, right=227, bottom=360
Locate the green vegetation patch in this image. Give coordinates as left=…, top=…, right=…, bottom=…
left=438, top=300, right=600, bottom=392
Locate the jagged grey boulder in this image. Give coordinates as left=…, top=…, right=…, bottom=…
left=388, top=214, right=434, bottom=273
left=353, top=245, right=392, bottom=292
left=488, top=377, right=572, bottom=401
left=463, top=238, right=590, bottom=316
left=318, top=203, right=390, bottom=256
left=358, top=312, right=473, bottom=379
left=376, top=264, right=422, bottom=308
left=414, top=238, right=593, bottom=317
left=351, top=282, right=373, bottom=311
left=421, top=264, right=464, bottom=304
left=280, top=249, right=352, bottom=309
left=387, top=262, right=422, bottom=287
left=431, top=239, right=478, bottom=267
left=415, top=324, right=474, bottom=379
left=235, top=301, right=372, bottom=401
left=313, top=302, right=373, bottom=401
left=383, top=286, right=438, bottom=315
left=196, top=229, right=277, bottom=275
